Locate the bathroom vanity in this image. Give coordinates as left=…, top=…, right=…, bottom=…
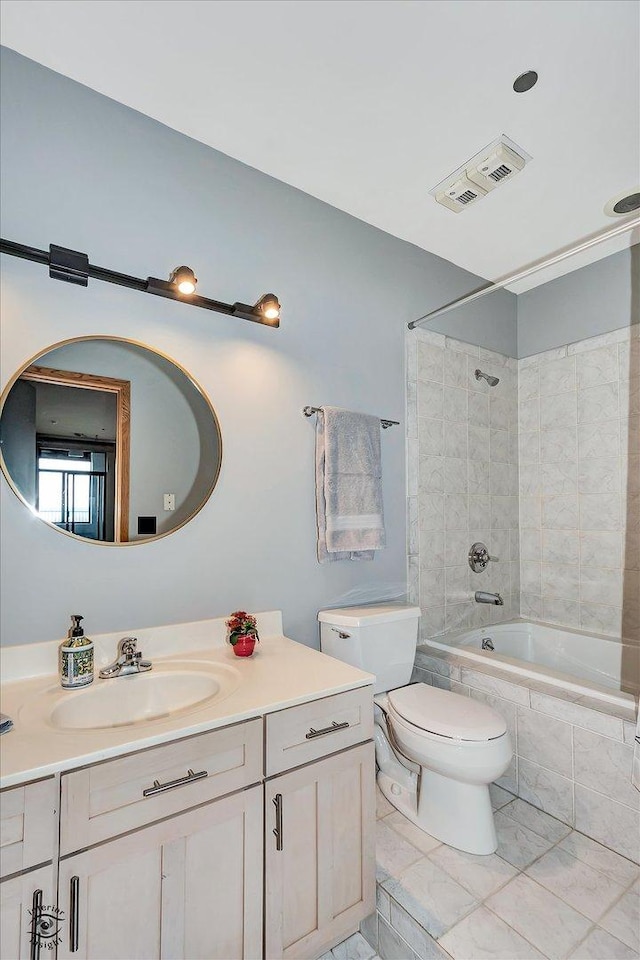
left=0, top=613, right=375, bottom=960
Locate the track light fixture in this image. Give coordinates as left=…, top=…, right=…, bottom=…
left=232, top=293, right=281, bottom=326
left=256, top=294, right=281, bottom=322
left=0, top=239, right=281, bottom=328
left=169, top=265, right=197, bottom=295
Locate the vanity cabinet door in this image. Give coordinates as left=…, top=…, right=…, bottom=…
left=264, top=741, right=375, bottom=960
left=0, top=778, right=57, bottom=878
left=0, top=864, right=56, bottom=960
left=160, top=784, right=263, bottom=960
left=57, top=786, right=263, bottom=960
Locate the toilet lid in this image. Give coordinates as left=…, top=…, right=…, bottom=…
left=387, top=684, right=507, bottom=741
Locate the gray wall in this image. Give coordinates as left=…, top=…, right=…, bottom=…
left=517, top=245, right=640, bottom=358
left=1, top=379, right=37, bottom=505
left=0, top=47, right=516, bottom=647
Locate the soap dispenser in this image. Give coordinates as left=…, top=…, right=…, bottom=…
left=59, top=615, right=94, bottom=688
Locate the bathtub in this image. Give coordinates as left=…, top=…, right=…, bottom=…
left=427, top=620, right=638, bottom=710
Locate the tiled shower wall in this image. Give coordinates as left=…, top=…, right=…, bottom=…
left=406, top=330, right=520, bottom=638
left=518, top=326, right=639, bottom=640
left=407, top=324, right=639, bottom=642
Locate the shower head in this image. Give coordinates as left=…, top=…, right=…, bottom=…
left=475, top=368, right=500, bottom=387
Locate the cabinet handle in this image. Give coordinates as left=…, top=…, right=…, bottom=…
left=272, top=793, right=283, bottom=851
left=305, top=720, right=349, bottom=739
left=29, top=889, right=42, bottom=960
left=69, top=876, right=79, bottom=953
left=142, top=768, right=208, bottom=797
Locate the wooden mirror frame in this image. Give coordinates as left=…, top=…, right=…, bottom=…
left=20, top=365, right=131, bottom=542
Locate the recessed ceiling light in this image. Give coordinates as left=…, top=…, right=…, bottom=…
left=613, top=193, right=640, bottom=215
left=604, top=189, right=640, bottom=217
left=513, top=70, right=538, bottom=93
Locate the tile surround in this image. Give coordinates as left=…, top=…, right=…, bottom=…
left=412, top=647, right=639, bottom=863
left=517, top=326, right=639, bottom=639
left=408, top=323, right=638, bottom=640
left=407, top=330, right=519, bottom=638
left=517, top=757, right=575, bottom=825
left=574, top=785, right=640, bottom=863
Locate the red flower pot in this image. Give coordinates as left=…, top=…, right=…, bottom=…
left=232, top=634, right=257, bottom=657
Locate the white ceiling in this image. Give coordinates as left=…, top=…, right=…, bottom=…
left=34, top=382, right=117, bottom=441
left=1, top=0, right=639, bottom=292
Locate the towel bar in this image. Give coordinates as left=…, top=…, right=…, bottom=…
left=303, top=406, right=399, bottom=429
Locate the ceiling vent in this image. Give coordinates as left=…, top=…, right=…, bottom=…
left=435, top=175, right=487, bottom=213
left=467, top=143, right=526, bottom=192
left=432, top=136, right=531, bottom=213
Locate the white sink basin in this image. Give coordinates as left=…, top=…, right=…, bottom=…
left=44, top=662, right=240, bottom=731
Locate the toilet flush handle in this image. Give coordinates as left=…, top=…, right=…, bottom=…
left=331, top=628, right=351, bottom=639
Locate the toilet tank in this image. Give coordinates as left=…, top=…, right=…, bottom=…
left=318, top=604, right=421, bottom=694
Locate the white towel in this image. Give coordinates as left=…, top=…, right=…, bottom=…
left=315, top=406, right=385, bottom=562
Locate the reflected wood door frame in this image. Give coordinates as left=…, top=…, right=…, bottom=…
left=22, top=365, right=131, bottom=542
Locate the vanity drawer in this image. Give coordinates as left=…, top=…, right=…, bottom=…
left=60, top=718, right=262, bottom=855
left=0, top=778, right=57, bottom=878
left=265, top=686, right=374, bottom=776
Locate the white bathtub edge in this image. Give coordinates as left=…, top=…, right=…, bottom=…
left=422, top=619, right=637, bottom=719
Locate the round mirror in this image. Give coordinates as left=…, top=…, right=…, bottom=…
left=0, top=337, right=222, bottom=544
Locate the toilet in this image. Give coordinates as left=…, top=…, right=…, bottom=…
left=319, top=603, right=512, bottom=855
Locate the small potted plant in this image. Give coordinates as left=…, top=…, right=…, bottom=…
left=226, top=611, right=259, bottom=657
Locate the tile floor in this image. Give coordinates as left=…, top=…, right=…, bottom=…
left=333, top=784, right=640, bottom=960
left=319, top=932, right=382, bottom=960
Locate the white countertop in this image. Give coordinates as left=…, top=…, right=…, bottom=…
left=0, top=613, right=373, bottom=789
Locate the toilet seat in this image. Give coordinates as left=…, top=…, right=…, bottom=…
left=387, top=683, right=507, bottom=742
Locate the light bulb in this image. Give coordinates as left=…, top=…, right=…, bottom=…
left=169, top=265, right=197, bottom=296
left=256, top=294, right=281, bottom=323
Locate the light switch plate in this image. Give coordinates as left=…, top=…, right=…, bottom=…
left=163, top=494, right=176, bottom=511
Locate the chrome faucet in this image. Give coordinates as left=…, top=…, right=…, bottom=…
left=99, top=637, right=152, bottom=679
left=475, top=591, right=504, bottom=606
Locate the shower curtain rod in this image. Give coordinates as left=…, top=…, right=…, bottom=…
left=408, top=217, right=640, bottom=329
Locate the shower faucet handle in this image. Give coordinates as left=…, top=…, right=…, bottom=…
left=468, top=542, right=498, bottom=573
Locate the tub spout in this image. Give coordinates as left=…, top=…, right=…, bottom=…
left=475, top=591, right=504, bottom=605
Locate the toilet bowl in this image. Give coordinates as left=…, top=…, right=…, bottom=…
left=381, top=684, right=512, bottom=854
left=318, top=604, right=513, bottom=856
